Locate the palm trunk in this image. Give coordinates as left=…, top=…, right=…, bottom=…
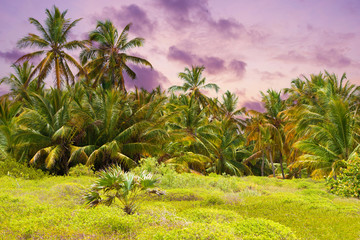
left=279, top=153, right=285, bottom=179
left=269, top=147, right=275, bottom=177
left=55, top=57, right=61, bottom=89
left=261, top=152, right=265, bottom=176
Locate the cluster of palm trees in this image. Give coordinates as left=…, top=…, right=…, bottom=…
left=1, top=6, right=359, bottom=179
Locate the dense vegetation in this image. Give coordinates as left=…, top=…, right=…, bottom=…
left=0, top=5, right=360, bottom=238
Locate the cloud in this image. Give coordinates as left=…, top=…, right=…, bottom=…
left=229, top=60, right=247, bottom=78
left=242, top=100, right=265, bottom=112
left=95, top=4, right=156, bottom=36
left=314, top=48, right=352, bottom=68
left=0, top=49, right=26, bottom=63
left=167, top=46, right=193, bottom=64
left=167, top=46, right=227, bottom=74
left=258, top=71, right=286, bottom=82
left=124, top=65, right=169, bottom=91
left=155, top=0, right=252, bottom=39
left=155, top=0, right=208, bottom=27
left=274, top=47, right=352, bottom=68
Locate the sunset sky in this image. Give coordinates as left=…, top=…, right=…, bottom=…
left=1, top=0, right=360, bottom=110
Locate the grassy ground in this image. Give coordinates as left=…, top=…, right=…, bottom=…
left=0, top=172, right=360, bottom=239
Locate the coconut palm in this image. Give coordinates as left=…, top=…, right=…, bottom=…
left=0, top=97, right=21, bottom=160
left=294, top=97, right=360, bottom=179
left=208, top=119, right=250, bottom=176
left=164, top=95, right=217, bottom=173
left=15, top=89, right=84, bottom=175
left=169, top=66, right=219, bottom=108
left=0, top=61, right=41, bottom=99
left=70, top=87, right=167, bottom=171
left=80, top=21, right=152, bottom=91
left=219, top=90, right=246, bottom=130
left=16, top=6, right=85, bottom=89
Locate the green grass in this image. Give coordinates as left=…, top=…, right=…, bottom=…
left=1, top=173, right=360, bottom=239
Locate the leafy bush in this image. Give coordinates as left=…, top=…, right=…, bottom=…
left=327, top=158, right=360, bottom=198
left=0, top=159, right=47, bottom=179
left=84, top=165, right=158, bottom=214
left=234, top=218, right=297, bottom=240
left=68, top=164, right=95, bottom=177
left=132, top=157, right=176, bottom=176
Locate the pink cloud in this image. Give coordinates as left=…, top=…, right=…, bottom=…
left=124, top=65, right=169, bottom=91
left=229, top=60, right=247, bottom=78
left=94, top=4, right=156, bottom=37
left=242, top=100, right=265, bottom=112
left=0, top=49, right=27, bottom=63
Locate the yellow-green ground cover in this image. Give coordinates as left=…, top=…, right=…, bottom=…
left=0, top=172, right=360, bottom=239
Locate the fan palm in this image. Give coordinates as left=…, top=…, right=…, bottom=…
left=16, top=6, right=85, bottom=89
left=84, top=165, right=157, bottom=214
left=80, top=21, right=152, bottom=91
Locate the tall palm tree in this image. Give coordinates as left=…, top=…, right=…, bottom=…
left=16, top=6, right=85, bottom=89
left=219, top=90, right=246, bottom=130
left=260, top=89, right=287, bottom=178
left=169, top=66, right=219, bottom=107
left=80, top=21, right=152, bottom=91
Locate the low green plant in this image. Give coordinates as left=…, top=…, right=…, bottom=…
left=0, top=159, right=47, bottom=179
left=327, top=158, right=360, bottom=198
left=84, top=165, right=158, bottom=214
left=68, top=164, right=95, bottom=177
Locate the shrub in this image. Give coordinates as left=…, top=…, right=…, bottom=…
left=327, top=158, right=360, bottom=198
left=0, top=159, right=47, bottom=179
left=234, top=218, right=297, bottom=240
left=84, top=165, right=158, bottom=214
left=68, top=164, right=95, bottom=177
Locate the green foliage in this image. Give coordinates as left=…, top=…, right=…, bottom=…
left=327, top=157, right=360, bottom=198
left=84, top=165, right=157, bottom=214
left=0, top=159, right=46, bottom=179
left=234, top=218, right=296, bottom=240
left=68, top=164, right=94, bottom=177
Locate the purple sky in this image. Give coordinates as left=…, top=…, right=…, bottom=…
left=1, top=0, right=360, bottom=110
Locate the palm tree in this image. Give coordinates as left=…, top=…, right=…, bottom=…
left=69, top=87, right=167, bottom=171
left=15, top=89, right=83, bottom=175
left=0, top=96, right=21, bottom=160
left=164, top=95, right=217, bottom=173
left=294, top=97, right=359, bottom=179
left=260, top=89, right=287, bottom=178
left=80, top=21, right=152, bottom=91
left=169, top=66, right=219, bottom=107
left=0, top=61, right=41, bottom=99
left=16, top=6, right=85, bottom=89
left=219, top=90, right=246, bottom=130
left=208, top=119, right=250, bottom=176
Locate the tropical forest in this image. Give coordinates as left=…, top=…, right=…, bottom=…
left=0, top=5, right=360, bottom=240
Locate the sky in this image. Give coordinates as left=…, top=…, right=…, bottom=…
left=1, top=0, right=360, bottom=110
